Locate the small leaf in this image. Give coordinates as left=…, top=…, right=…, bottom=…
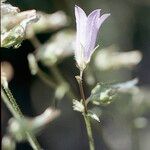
left=1, top=25, right=25, bottom=48
left=1, top=5, right=39, bottom=48
left=87, top=111, right=100, bottom=122
left=72, top=99, right=84, bottom=113
left=88, top=83, right=117, bottom=106
left=112, top=78, right=138, bottom=92
left=88, top=79, right=138, bottom=106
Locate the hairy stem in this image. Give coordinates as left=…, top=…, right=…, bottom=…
left=76, top=70, right=95, bottom=150
left=1, top=86, right=42, bottom=150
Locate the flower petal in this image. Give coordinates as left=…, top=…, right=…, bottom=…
left=87, top=9, right=101, bottom=18
left=75, top=5, right=87, bottom=21
left=84, top=9, right=101, bottom=62
left=96, top=13, right=110, bottom=29
left=75, top=5, right=87, bottom=47
left=75, top=5, right=87, bottom=69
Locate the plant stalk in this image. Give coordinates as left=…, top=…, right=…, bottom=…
left=78, top=70, right=87, bottom=113
left=1, top=86, right=42, bottom=150
left=83, top=113, right=95, bottom=150
left=77, top=70, right=95, bottom=150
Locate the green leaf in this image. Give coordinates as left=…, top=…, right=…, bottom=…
left=88, top=83, right=117, bottom=106
left=72, top=99, right=84, bottom=112
left=1, top=25, right=24, bottom=48
left=87, top=111, right=100, bottom=122
left=88, top=79, right=138, bottom=106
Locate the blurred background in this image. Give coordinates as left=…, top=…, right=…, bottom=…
left=1, top=0, right=150, bottom=150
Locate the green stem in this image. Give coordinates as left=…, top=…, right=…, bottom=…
left=78, top=70, right=88, bottom=113
left=76, top=70, right=95, bottom=150
left=1, top=88, right=21, bottom=119
left=26, top=133, right=42, bottom=150
left=83, top=113, right=95, bottom=150
left=2, top=86, right=23, bottom=117
left=1, top=86, right=42, bottom=150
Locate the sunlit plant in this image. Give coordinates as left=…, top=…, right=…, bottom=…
left=1, top=1, right=143, bottom=150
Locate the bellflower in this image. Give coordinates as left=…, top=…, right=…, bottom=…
left=75, top=5, right=110, bottom=70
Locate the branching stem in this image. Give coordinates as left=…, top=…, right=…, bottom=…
left=1, top=86, right=42, bottom=150
left=76, top=70, right=95, bottom=150
left=30, top=35, right=76, bottom=103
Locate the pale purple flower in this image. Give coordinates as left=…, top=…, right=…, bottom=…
left=75, top=5, right=110, bottom=70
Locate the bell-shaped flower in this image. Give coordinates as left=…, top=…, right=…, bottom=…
left=75, top=5, right=110, bottom=70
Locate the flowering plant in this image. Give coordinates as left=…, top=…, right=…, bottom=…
left=1, top=1, right=147, bottom=150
